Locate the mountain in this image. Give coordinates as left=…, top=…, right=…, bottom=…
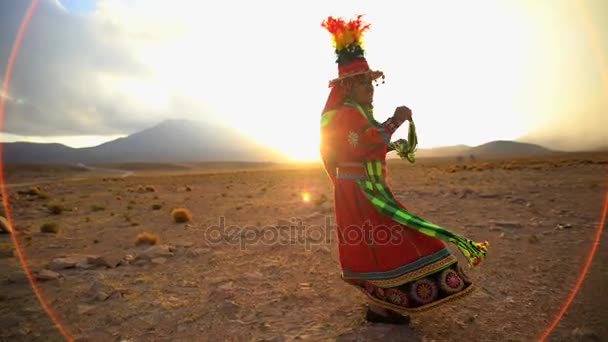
left=1, top=119, right=286, bottom=164
left=468, top=140, right=553, bottom=157
left=389, top=140, right=557, bottom=159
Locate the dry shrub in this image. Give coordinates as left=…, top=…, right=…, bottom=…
left=91, top=205, right=105, bottom=212
left=315, top=194, right=328, bottom=206
left=48, top=204, right=63, bottom=215
left=145, top=185, right=156, bottom=192
left=185, top=186, right=192, bottom=192
left=151, top=204, right=162, bottom=210
left=40, top=222, right=60, bottom=234
left=135, top=232, right=159, bottom=246
left=171, top=208, right=192, bottom=223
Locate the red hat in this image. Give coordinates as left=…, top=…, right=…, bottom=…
left=321, top=15, right=385, bottom=88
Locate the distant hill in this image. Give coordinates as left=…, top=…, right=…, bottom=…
left=468, top=140, right=553, bottom=157
left=1, top=119, right=286, bottom=164
left=389, top=140, right=557, bottom=159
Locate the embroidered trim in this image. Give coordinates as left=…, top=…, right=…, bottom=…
left=344, top=255, right=457, bottom=288
left=341, top=248, right=451, bottom=280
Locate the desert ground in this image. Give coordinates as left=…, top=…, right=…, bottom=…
left=0, top=152, right=606, bottom=342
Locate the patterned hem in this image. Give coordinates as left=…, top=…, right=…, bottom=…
left=344, top=262, right=475, bottom=314
left=360, top=282, right=477, bottom=314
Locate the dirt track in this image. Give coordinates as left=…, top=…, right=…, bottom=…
left=1, top=154, right=606, bottom=341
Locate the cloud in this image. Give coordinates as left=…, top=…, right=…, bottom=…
left=0, top=0, right=189, bottom=136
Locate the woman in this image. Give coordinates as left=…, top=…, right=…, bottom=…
left=320, top=15, right=488, bottom=324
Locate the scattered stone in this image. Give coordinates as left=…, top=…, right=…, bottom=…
left=306, top=212, right=322, bottom=220
left=87, top=255, right=121, bottom=268
left=218, top=281, right=235, bottom=291
left=34, top=269, right=62, bottom=281
left=135, top=244, right=175, bottom=261
left=555, top=223, right=573, bottom=230
left=478, top=193, right=502, bottom=198
left=88, top=281, right=123, bottom=302
left=151, top=257, right=167, bottom=265
left=459, top=189, right=474, bottom=199
left=186, top=248, right=212, bottom=258
left=47, top=256, right=89, bottom=271
left=75, top=261, right=97, bottom=270
left=47, top=244, right=65, bottom=249
left=508, top=197, right=528, bottom=205
left=490, top=221, right=522, bottom=229
left=77, top=304, right=96, bottom=315
left=528, top=234, right=540, bottom=244
left=241, top=272, right=263, bottom=280
left=571, top=327, right=600, bottom=341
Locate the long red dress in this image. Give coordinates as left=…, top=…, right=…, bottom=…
left=321, top=101, right=477, bottom=313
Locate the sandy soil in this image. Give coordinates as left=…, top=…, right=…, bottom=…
left=1, top=153, right=607, bottom=342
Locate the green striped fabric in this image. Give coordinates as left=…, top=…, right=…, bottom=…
left=389, top=121, right=417, bottom=163
left=357, top=160, right=489, bottom=268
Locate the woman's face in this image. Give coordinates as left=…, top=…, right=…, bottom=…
left=350, top=75, right=374, bottom=106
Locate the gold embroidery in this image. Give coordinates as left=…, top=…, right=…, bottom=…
left=342, top=255, right=457, bottom=288
left=348, top=131, right=359, bottom=147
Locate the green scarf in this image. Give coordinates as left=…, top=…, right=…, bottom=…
left=340, top=101, right=489, bottom=268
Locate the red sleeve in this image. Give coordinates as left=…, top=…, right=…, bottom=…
left=326, top=106, right=388, bottom=160
left=380, top=115, right=405, bottom=136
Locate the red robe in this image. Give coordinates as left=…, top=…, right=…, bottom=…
left=321, top=102, right=476, bottom=313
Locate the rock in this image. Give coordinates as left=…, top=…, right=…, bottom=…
left=490, top=221, right=522, bottom=229
left=76, top=261, right=97, bottom=270
left=87, top=255, right=121, bottom=268
left=0, top=216, right=12, bottom=233
left=459, top=189, right=473, bottom=199
left=47, top=256, right=88, bottom=271
left=34, top=269, right=62, bottom=281
left=241, top=272, right=263, bottom=280
left=151, top=257, right=167, bottom=265
left=77, top=304, right=96, bottom=315
left=186, top=248, right=211, bottom=258
left=478, top=193, right=502, bottom=198
left=571, top=327, right=600, bottom=341
left=218, top=281, right=235, bottom=291
left=135, top=245, right=174, bottom=261
left=88, top=281, right=122, bottom=302
left=306, top=212, right=322, bottom=220
left=555, top=223, right=573, bottom=230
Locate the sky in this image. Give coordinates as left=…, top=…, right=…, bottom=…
left=0, top=0, right=606, bottom=161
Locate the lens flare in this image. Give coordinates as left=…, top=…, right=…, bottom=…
left=301, top=191, right=311, bottom=203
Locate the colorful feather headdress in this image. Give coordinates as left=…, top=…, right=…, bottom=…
left=321, top=15, right=384, bottom=87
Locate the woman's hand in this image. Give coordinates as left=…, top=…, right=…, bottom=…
left=393, top=106, right=412, bottom=123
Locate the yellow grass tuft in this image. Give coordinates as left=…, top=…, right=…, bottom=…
left=40, top=222, right=60, bottom=234
left=135, top=232, right=159, bottom=246
left=171, top=208, right=192, bottom=223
